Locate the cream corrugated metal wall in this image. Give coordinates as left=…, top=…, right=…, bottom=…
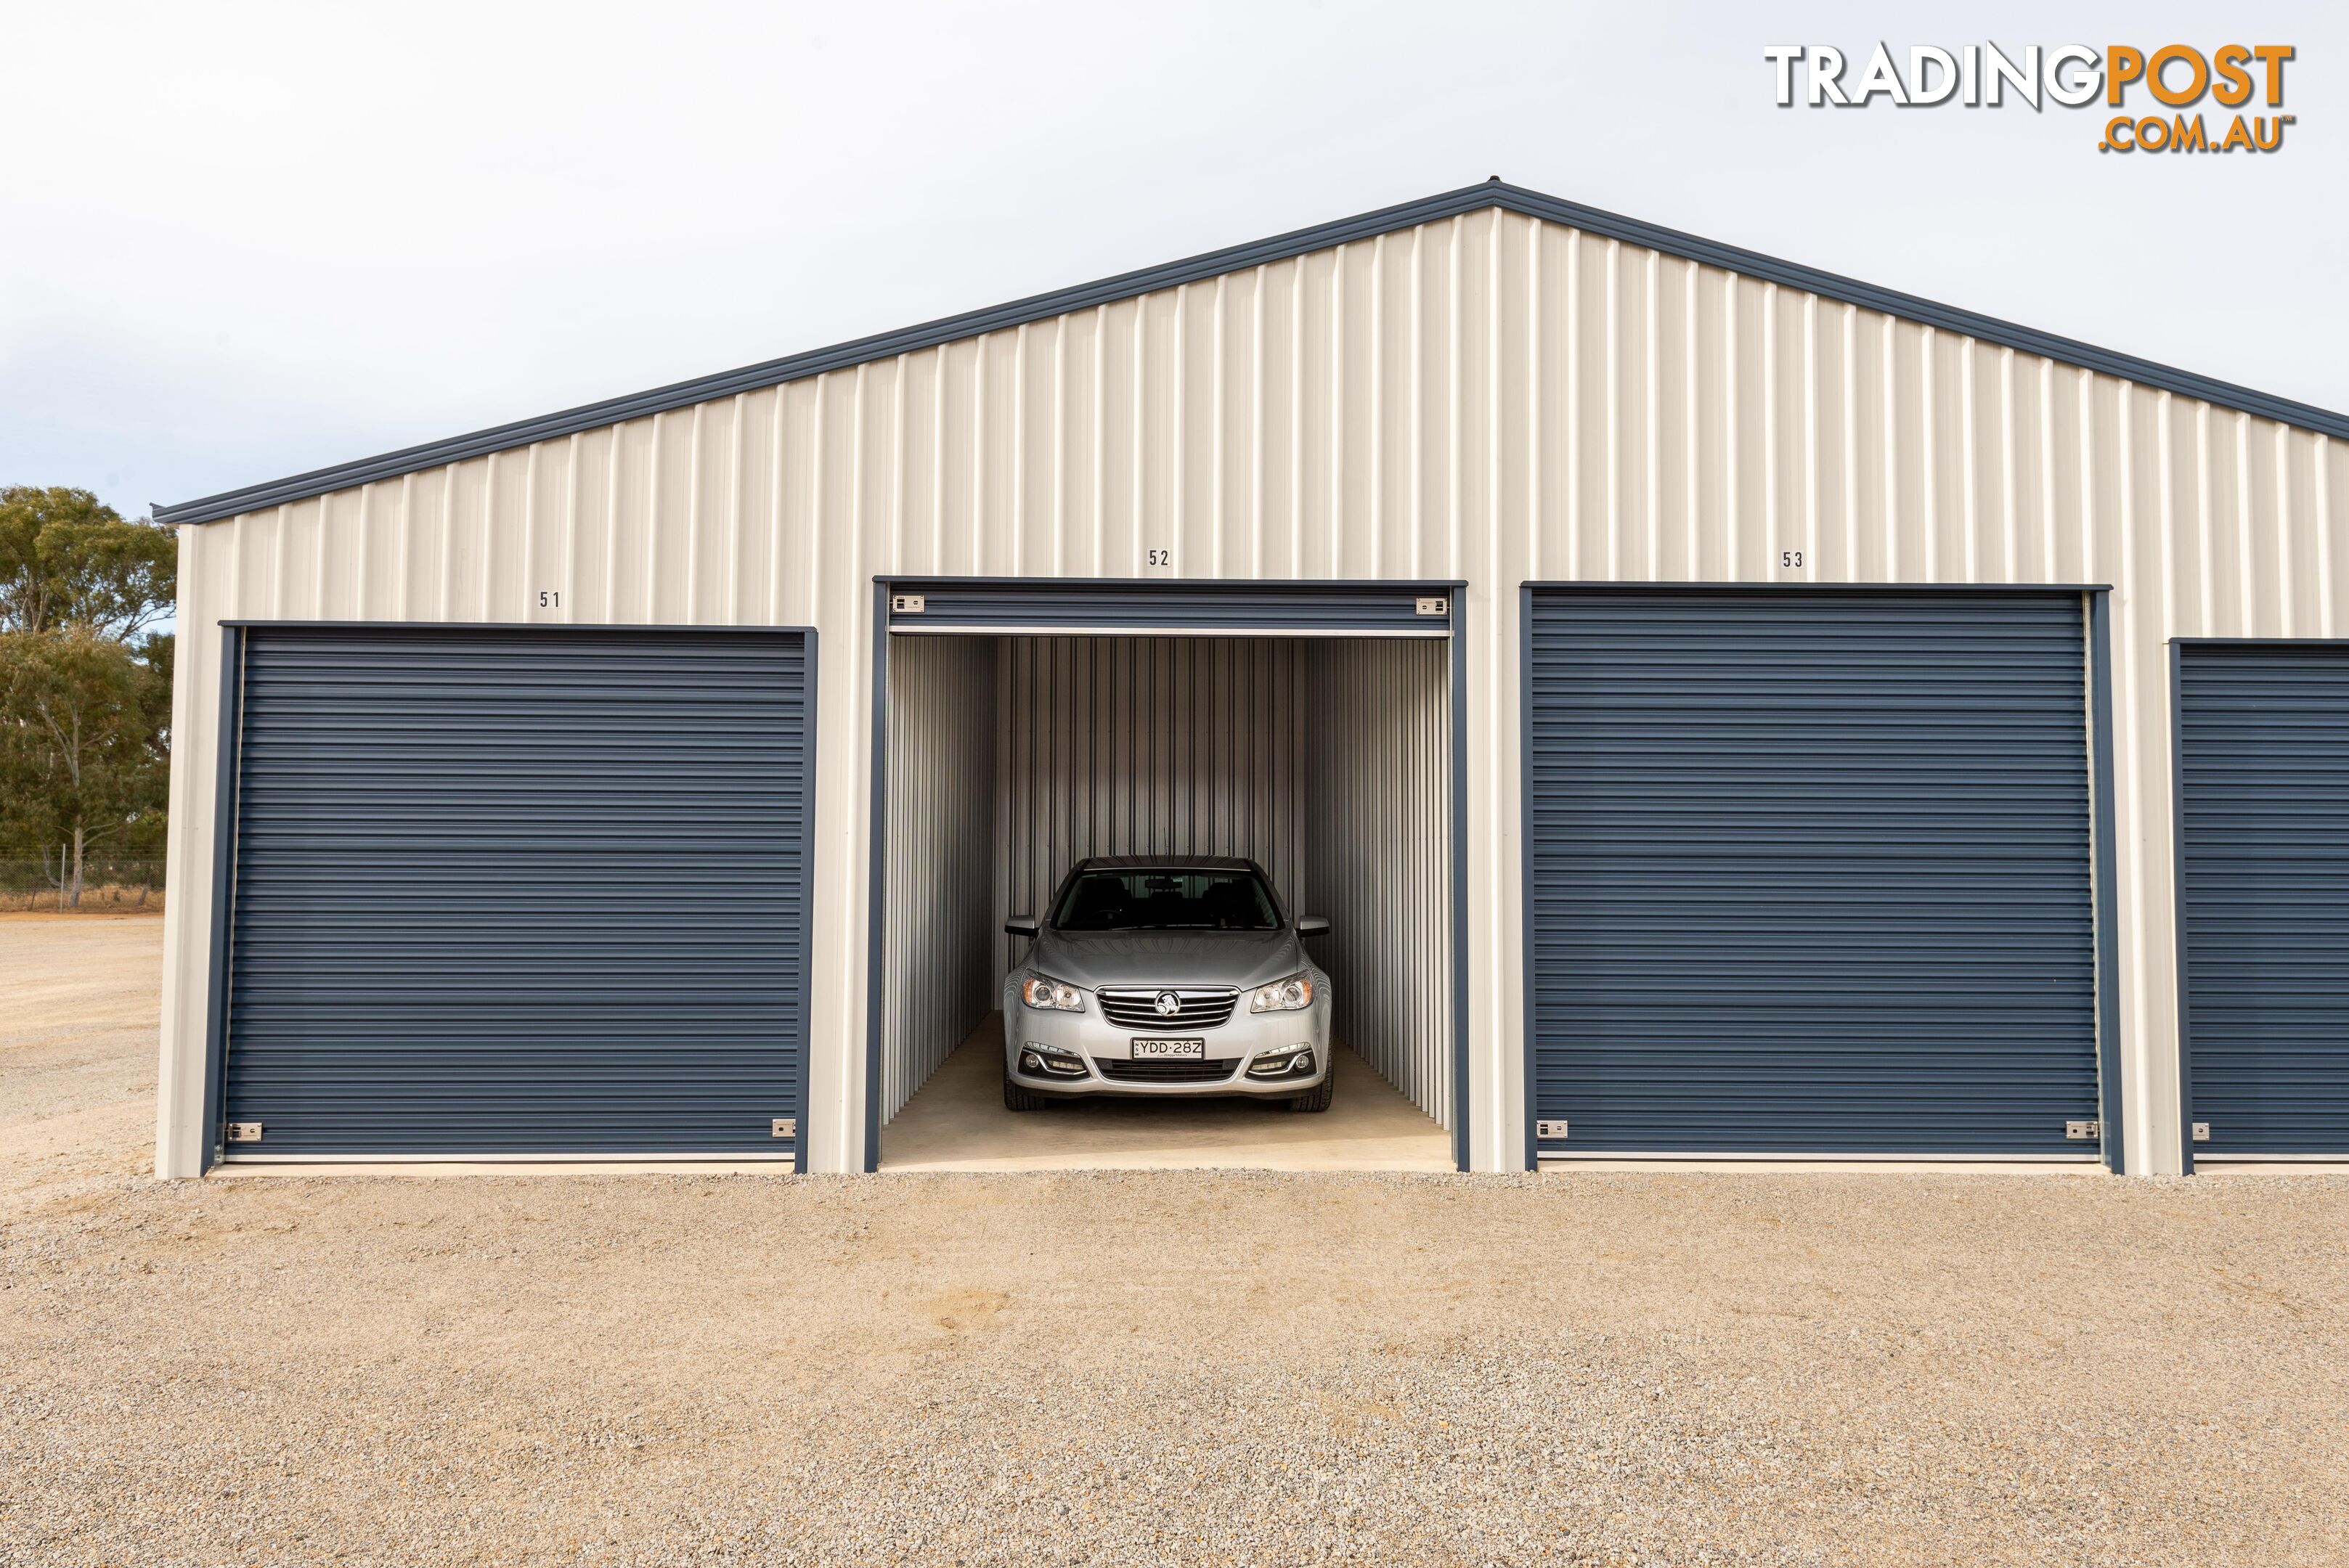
left=994, top=637, right=1307, bottom=979
left=159, top=205, right=2349, bottom=1175
left=1304, top=639, right=1453, bottom=1127
left=880, top=634, right=998, bottom=1122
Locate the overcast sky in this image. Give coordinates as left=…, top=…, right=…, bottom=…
left=4, top=1, right=2341, bottom=520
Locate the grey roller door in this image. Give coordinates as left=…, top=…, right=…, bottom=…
left=1526, top=589, right=2099, bottom=1156
left=2178, top=645, right=2349, bottom=1157
left=884, top=579, right=1454, bottom=635
left=220, top=626, right=813, bottom=1159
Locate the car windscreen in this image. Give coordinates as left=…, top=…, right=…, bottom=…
left=1050, top=868, right=1282, bottom=931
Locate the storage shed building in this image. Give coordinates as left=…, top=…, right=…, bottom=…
left=152, top=181, right=2349, bottom=1177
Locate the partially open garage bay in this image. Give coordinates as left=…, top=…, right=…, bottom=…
left=8, top=918, right=2349, bottom=1567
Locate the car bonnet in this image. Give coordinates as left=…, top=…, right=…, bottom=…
left=1030, top=926, right=1305, bottom=991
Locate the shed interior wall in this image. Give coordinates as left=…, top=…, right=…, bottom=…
left=1305, top=638, right=1454, bottom=1131
left=994, top=637, right=1309, bottom=978
left=880, top=634, right=999, bottom=1122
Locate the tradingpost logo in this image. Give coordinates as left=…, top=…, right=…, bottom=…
left=1764, top=43, right=2296, bottom=154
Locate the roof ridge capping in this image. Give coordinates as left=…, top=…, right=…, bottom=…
left=156, top=179, right=2349, bottom=525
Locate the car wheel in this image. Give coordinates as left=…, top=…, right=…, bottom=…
left=1287, top=1074, right=1335, bottom=1113
left=1003, top=1071, right=1052, bottom=1112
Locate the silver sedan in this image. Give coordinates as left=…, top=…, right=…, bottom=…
left=1000, top=856, right=1335, bottom=1112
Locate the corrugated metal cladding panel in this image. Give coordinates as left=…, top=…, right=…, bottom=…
left=1305, top=639, right=1453, bottom=1127
left=1526, top=589, right=2098, bottom=1156
left=881, top=635, right=998, bottom=1122
left=889, top=582, right=1452, bottom=635
left=2178, top=645, right=2349, bottom=1156
left=221, top=626, right=812, bottom=1157
left=995, top=637, right=1308, bottom=977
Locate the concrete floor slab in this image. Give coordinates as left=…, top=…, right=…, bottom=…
left=881, top=1013, right=1454, bottom=1172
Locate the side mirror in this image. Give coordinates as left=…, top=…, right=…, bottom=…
left=1296, top=915, right=1331, bottom=938
left=1003, top=915, right=1039, bottom=939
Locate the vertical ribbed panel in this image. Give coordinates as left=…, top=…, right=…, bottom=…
left=880, top=634, right=998, bottom=1122
left=994, top=637, right=1307, bottom=977
left=2177, top=645, right=2349, bottom=1155
left=222, top=626, right=811, bottom=1156
left=1526, top=589, right=2098, bottom=1155
left=1304, top=639, right=1453, bottom=1128
left=160, top=204, right=2349, bottom=1174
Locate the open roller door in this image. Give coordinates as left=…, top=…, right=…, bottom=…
left=866, top=579, right=1467, bottom=1173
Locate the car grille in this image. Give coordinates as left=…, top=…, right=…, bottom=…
left=1096, top=1058, right=1240, bottom=1085
left=1096, top=987, right=1240, bottom=1030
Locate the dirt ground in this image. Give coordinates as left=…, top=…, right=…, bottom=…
left=3, top=917, right=2346, bottom=1567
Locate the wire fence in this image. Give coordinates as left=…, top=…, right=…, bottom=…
left=0, top=849, right=168, bottom=912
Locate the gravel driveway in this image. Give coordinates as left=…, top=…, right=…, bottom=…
left=4, top=915, right=2345, bottom=1567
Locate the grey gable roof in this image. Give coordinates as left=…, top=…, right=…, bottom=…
left=155, top=179, right=2349, bottom=526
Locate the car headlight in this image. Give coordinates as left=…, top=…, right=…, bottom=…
left=1021, top=973, right=1085, bottom=1013
left=1248, top=974, right=1315, bottom=1013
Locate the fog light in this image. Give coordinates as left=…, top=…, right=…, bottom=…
left=1247, top=1048, right=1314, bottom=1079
left=1022, top=1048, right=1087, bottom=1078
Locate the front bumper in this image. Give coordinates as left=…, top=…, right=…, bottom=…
left=1002, top=981, right=1331, bottom=1098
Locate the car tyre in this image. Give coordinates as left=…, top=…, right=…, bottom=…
left=1003, top=1071, right=1053, bottom=1112
left=1287, top=1074, right=1335, bottom=1113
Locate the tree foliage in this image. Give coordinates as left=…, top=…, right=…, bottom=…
left=0, top=630, right=171, bottom=849
left=0, top=486, right=176, bottom=640
left=0, top=488, right=177, bottom=907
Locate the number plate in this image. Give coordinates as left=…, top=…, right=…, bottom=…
left=1129, top=1037, right=1205, bottom=1061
